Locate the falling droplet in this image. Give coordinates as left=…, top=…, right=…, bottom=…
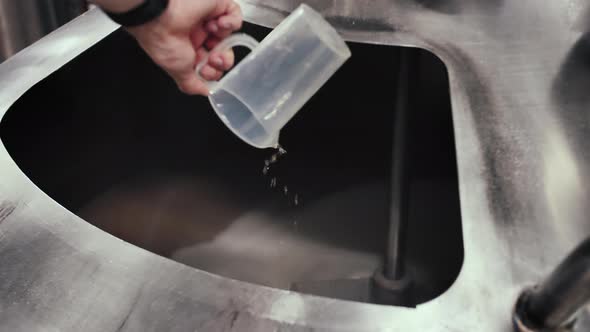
left=270, top=177, right=277, bottom=188
left=263, top=165, right=270, bottom=175
left=294, top=194, right=299, bottom=206
left=278, top=146, right=287, bottom=156
left=283, top=186, right=289, bottom=196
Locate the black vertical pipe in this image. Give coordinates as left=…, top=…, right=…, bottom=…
left=384, top=48, right=416, bottom=280
left=517, top=238, right=590, bottom=330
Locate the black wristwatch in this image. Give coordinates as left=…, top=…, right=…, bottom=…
left=103, top=0, right=169, bottom=27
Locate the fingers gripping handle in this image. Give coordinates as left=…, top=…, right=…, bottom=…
left=195, top=34, right=260, bottom=92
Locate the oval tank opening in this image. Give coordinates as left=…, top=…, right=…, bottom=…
left=0, top=22, right=463, bottom=306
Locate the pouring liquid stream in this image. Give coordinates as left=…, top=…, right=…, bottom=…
left=262, top=145, right=301, bottom=207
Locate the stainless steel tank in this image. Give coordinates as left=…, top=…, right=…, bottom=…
left=0, top=1, right=589, bottom=331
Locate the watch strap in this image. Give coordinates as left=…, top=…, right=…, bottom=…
left=104, top=0, right=169, bottom=27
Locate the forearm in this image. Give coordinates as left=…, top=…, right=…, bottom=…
left=91, top=0, right=145, bottom=13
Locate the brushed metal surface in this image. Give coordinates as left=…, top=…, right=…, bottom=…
left=0, top=0, right=588, bottom=331
left=0, top=0, right=86, bottom=61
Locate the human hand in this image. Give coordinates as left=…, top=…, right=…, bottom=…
left=126, top=0, right=243, bottom=95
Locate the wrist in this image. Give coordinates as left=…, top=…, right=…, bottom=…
left=100, top=0, right=170, bottom=28
left=94, top=0, right=144, bottom=13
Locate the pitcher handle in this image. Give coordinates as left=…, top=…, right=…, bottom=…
left=195, top=33, right=260, bottom=93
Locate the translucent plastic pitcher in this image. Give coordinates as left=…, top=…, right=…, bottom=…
left=196, top=4, right=351, bottom=148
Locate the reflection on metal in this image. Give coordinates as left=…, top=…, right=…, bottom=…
left=0, top=0, right=588, bottom=331
left=0, top=0, right=86, bottom=61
